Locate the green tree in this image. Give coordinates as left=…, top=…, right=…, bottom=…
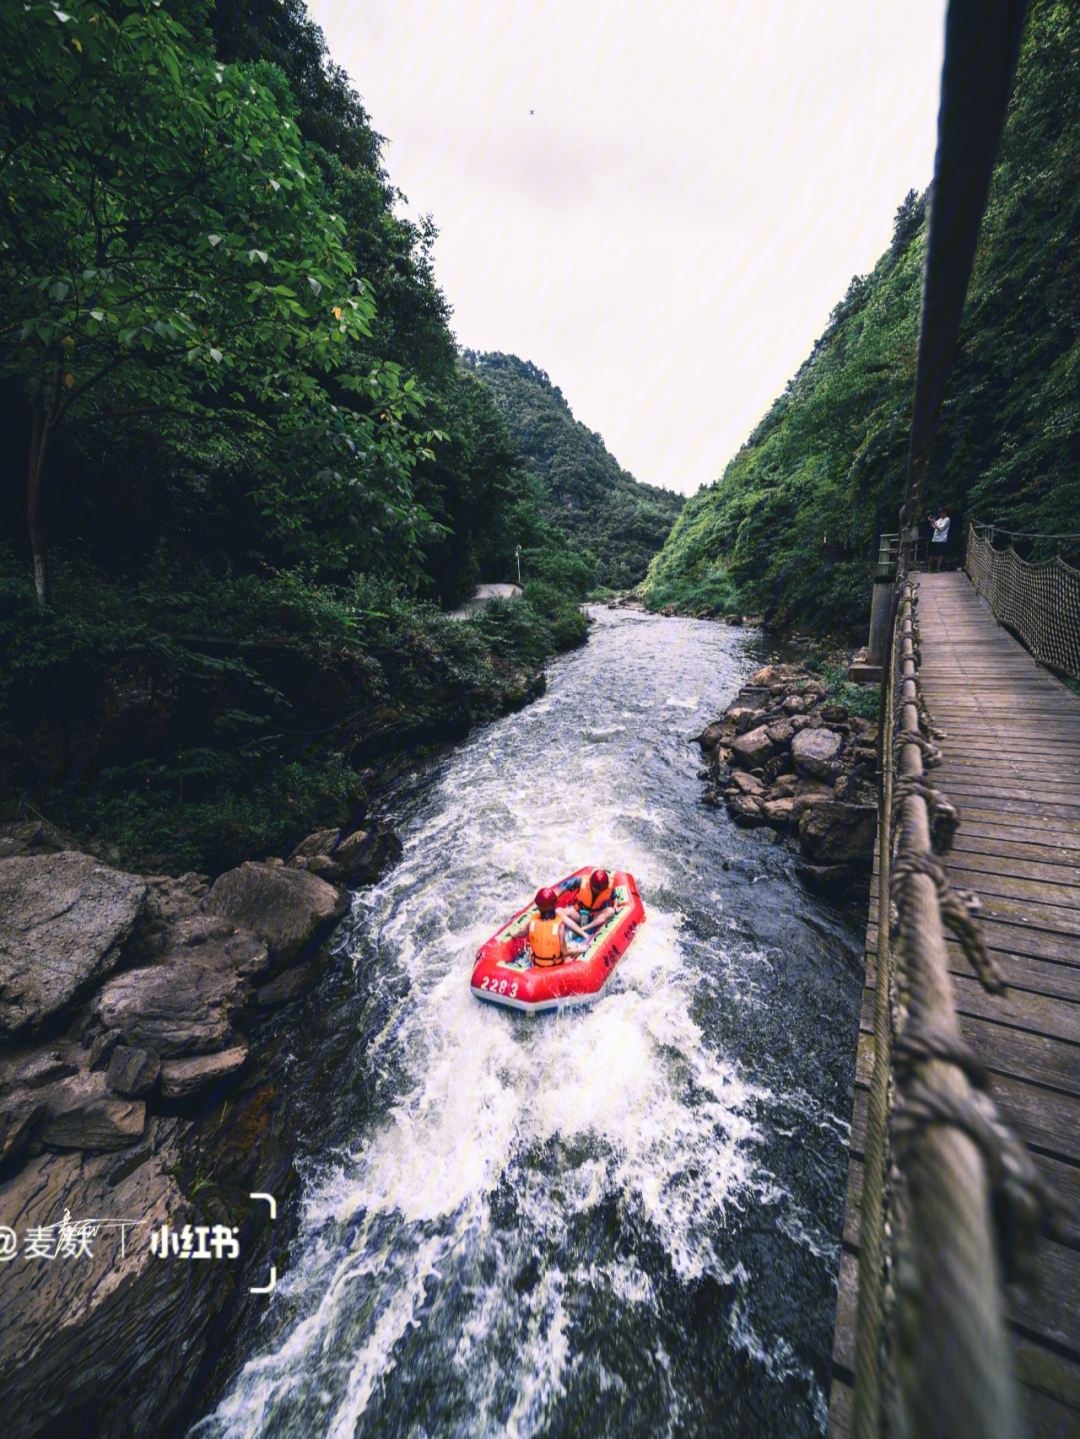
left=0, top=0, right=434, bottom=603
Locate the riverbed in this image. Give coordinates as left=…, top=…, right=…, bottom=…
left=193, top=607, right=864, bottom=1438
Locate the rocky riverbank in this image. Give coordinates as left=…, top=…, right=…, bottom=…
left=694, top=663, right=879, bottom=892
left=0, top=815, right=400, bottom=1439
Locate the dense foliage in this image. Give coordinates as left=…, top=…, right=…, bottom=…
left=645, top=0, right=1080, bottom=634
left=465, top=353, right=685, bottom=592
left=0, top=0, right=588, bottom=871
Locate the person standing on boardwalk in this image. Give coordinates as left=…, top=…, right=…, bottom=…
left=929, top=508, right=951, bottom=570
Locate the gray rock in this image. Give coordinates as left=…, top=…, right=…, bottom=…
left=202, top=861, right=348, bottom=967
left=0, top=1097, right=48, bottom=1168
left=159, top=1043, right=248, bottom=1098
left=791, top=727, right=842, bottom=778
left=93, top=958, right=249, bottom=1058
left=334, top=824, right=404, bottom=886
left=796, top=861, right=854, bottom=894
left=0, top=853, right=147, bottom=1038
left=728, top=794, right=767, bottom=826
left=765, top=720, right=795, bottom=746
left=730, top=724, right=778, bottom=770
left=106, top=1047, right=161, bottom=1098
left=41, top=1071, right=146, bottom=1151
left=799, top=802, right=877, bottom=865
left=0, top=1045, right=78, bottom=1092
left=731, top=771, right=765, bottom=796
left=0, top=1119, right=210, bottom=1439
left=287, top=822, right=402, bottom=888
left=781, top=694, right=807, bottom=715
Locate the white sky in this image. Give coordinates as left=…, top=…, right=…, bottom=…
left=310, top=0, right=947, bottom=494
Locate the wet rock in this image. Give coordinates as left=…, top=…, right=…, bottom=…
left=729, top=794, right=767, bottom=826
left=796, top=861, right=854, bottom=894
left=105, top=1046, right=161, bottom=1098
left=41, top=1071, right=147, bottom=1151
left=0, top=853, right=147, bottom=1038
left=159, top=1043, right=248, bottom=1099
left=695, top=721, right=728, bottom=750
left=799, top=802, right=877, bottom=865
left=335, top=823, right=404, bottom=885
left=202, top=861, right=348, bottom=969
left=255, top=961, right=320, bottom=1007
left=731, top=724, right=778, bottom=769
left=93, top=958, right=248, bottom=1058
left=791, top=727, right=842, bottom=779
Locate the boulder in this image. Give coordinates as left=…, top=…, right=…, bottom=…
left=93, top=958, right=248, bottom=1057
left=158, top=1043, right=248, bottom=1099
left=791, top=727, right=842, bottom=779
left=288, top=822, right=403, bottom=888
left=0, top=1045, right=78, bottom=1092
left=799, top=802, right=877, bottom=865
left=730, top=724, right=778, bottom=770
left=0, top=853, right=147, bottom=1038
left=105, top=1047, right=161, bottom=1098
left=765, top=720, right=795, bottom=746
left=0, top=1097, right=49, bottom=1169
left=695, top=722, right=728, bottom=751
left=790, top=714, right=814, bottom=732
left=201, top=861, right=348, bottom=968
left=727, top=706, right=764, bottom=735
left=730, top=771, right=765, bottom=796
left=160, top=915, right=270, bottom=982
left=334, top=824, right=404, bottom=885
left=781, top=695, right=807, bottom=715
left=255, top=961, right=320, bottom=1007
left=41, top=1071, right=146, bottom=1151
left=762, top=798, right=796, bottom=828
left=728, top=794, right=766, bottom=826
left=796, top=862, right=854, bottom=894
left=819, top=703, right=849, bottom=724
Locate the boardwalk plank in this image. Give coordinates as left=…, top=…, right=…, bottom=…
left=836, top=573, right=1080, bottom=1430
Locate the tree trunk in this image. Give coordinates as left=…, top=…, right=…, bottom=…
left=27, top=359, right=61, bottom=608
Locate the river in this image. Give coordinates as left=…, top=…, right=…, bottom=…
left=193, top=607, right=864, bottom=1439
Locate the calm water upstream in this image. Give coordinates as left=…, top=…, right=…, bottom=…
left=194, top=608, right=864, bottom=1438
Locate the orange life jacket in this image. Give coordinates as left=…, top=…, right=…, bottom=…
left=528, top=917, right=564, bottom=965
left=578, top=877, right=613, bottom=912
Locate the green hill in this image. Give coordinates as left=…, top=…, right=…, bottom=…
left=464, top=352, right=685, bottom=591
left=644, top=0, right=1080, bottom=635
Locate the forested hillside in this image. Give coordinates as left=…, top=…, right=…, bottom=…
left=0, top=0, right=588, bottom=872
left=466, top=353, right=684, bottom=591
left=645, top=0, right=1080, bottom=634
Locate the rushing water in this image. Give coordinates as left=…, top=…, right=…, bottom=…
left=195, top=608, right=864, bottom=1439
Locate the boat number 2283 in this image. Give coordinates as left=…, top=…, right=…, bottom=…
left=478, top=977, right=518, bottom=997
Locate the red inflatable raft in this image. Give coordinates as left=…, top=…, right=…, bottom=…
left=471, top=868, right=645, bottom=1013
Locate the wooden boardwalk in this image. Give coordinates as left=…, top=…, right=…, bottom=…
left=830, top=571, right=1080, bottom=1438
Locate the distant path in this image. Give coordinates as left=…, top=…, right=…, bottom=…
left=831, top=571, right=1080, bottom=1437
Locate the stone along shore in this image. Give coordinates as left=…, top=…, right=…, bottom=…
left=695, top=664, right=879, bottom=891
left=0, top=816, right=401, bottom=1438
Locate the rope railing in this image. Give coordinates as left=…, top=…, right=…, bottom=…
left=850, top=581, right=1059, bottom=1438
left=965, top=521, right=1080, bottom=681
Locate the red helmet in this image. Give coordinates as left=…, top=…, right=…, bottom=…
left=535, top=886, right=558, bottom=911
left=589, top=869, right=610, bottom=892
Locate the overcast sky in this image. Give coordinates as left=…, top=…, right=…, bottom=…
left=310, top=0, right=947, bottom=494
